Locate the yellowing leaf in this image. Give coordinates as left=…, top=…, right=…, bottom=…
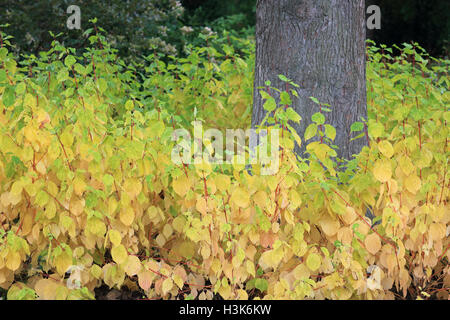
left=373, top=159, right=392, bottom=183
left=90, top=264, right=102, bottom=279
left=364, top=233, right=381, bottom=255
left=162, top=277, right=173, bottom=295
left=111, top=244, right=128, bottom=265
left=399, top=156, right=414, bottom=176
left=172, top=274, right=184, bottom=289
left=108, top=230, right=122, bottom=246
left=155, top=234, right=166, bottom=247
left=124, top=178, right=142, bottom=198
left=231, top=187, right=250, bottom=208
left=124, top=255, right=142, bottom=276
left=45, top=200, right=56, bottom=219
left=73, top=177, right=87, bottom=196
left=163, top=224, right=173, bottom=239
left=138, top=270, right=154, bottom=291
left=405, top=174, right=421, bottom=194
left=306, top=253, right=321, bottom=271
left=10, top=180, right=23, bottom=196
left=172, top=175, right=191, bottom=197
left=245, top=260, right=255, bottom=277
left=215, top=174, right=231, bottom=193
left=237, top=289, right=248, bottom=300
left=54, top=251, right=72, bottom=276
left=120, top=207, right=135, bottom=226
left=319, top=216, right=340, bottom=236
left=6, top=250, right=21, bottom=271
left=378, top=140, right=394, bottom=158
left=172, top=216, right=186, bottom=233
left=34, top=279, right=58, bottom=300
left=293, top=263, right=311, bottom=280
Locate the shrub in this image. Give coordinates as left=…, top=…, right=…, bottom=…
left=0, top=29, right=448, bottom=300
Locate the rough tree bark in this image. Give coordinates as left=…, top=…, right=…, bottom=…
left=252, top=0, right=368, bottom=161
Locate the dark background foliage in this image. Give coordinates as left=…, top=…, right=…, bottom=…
left=368, top=0, right=449, bottom=56
left=0, top=0, right=448, bottom=60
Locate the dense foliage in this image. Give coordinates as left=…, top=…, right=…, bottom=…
left=368, top=0, right=450, bottom=57
left=0, top=26, right=448, bottom=300
left=0, top=0, right=254, bottom=63
left=2, top=0, right=448, bottom=64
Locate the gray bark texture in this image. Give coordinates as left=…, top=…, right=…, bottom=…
left=252, top=0, right=368, bottom=161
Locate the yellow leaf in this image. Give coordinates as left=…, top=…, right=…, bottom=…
left=111, top=244, right=128, bottom=265
left=245, top=260, right=255, bottom=277
left=60, top=128, right=74, bottom=147
left=35, top=279, right=58, bottom=300
left=172, top=175, right=191, bottom=197
left=293, top=263, right=311, bottom=280
left=155, top=234, right=166, bottom=247
left=90, top=264, right=102, bottom=279
left=364, top=233, right=381, bottom=255
left=399, top=156, right=414, bottom=176
left=73, top=177, right=86, bottom=196
left=10, top=180, right=23, bottom=196
left=378, top=140, right=394, bottom=158
left=36, top=162, right=46, bottom=175
left=6, top=250, right=21, bottom=271
left=306, top=253, right=321, bottom=271
left=45, top=200, right=56, bottom=219
left=215, top=174, right=231, bottom=193
left=54, top=251, right=72, bottom=276
left=163, top=224, right=173, bottom=239
left=138, top=270, right=154, bottom=291
left=162, top=277, right=174, bottom=295
left=237, top=289, right=248, bottom=300
left=289, top=189, right=302, bottom=209
left=373, top=159, right=392, bottom=183
left=108, top=230, right=122, bottom=246
left=254, top=190, right=268, bottom=209
left=147, top=206, right=158, bottom=219
left=231, top=187, right=250, bottom=208
left=195, top=197, right=210, bottom=215
left=173, top=274, right=184, bottom=289
left=342, top=206, right=357, bottom=225
left=429, top=223, right=445, bottom=241
left=124, top=255, right=142, bottom=277
left=120, top=207, right=135, bottom=226
left=172, top=216, right=186, bottom=233
left=124, top=178, right=142, bottom=198
left=405, top=174, right=421, bottom=194
left=319, top=216, right=339, bottom=236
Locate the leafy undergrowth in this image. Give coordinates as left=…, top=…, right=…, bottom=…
left=0, top=27, right=448, bottom=300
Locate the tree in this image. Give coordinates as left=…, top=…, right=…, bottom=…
left=252, top=0, right=367, bottom=161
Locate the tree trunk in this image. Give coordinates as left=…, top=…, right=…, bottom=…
left=252, top=0, right=368, bottom=161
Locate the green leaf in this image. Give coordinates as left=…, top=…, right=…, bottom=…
left=64, top=55, right=76, bottom=67
left=278, top=74, right=289, bottom=82
left=102, top=174, right=114, bottom=187
left=255, top=278, right=268, bottom=292
left=2, top=85, right=15, bottom=107
left=286, top=107, right=301, bottom=123
left=0, top=69, right=6, bottom=82
left=263, top=97, right=276, bottom=112
left=350, top=122, right=364, bottom=132
left=280, top=91, right=292, bottom=105
left=35, top=190, right=49, bottom=207
left=309, top=96, right=320, bottom=104
left=312, top=112, right=325, bottom=125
